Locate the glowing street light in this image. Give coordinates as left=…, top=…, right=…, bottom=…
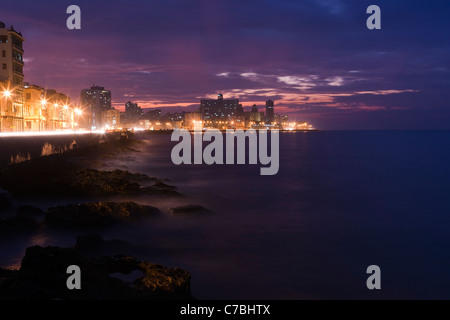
left=75, top=108, right=82, bottom=116
left=2, top=90, right=12, bottom=98
left=63, top=105, right=69, bottom=111
left=40, top=99, right=47, bottom=106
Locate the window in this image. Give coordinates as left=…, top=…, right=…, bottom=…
left=1, top=50, right=5, bottom=58
left=2, top=63, right=6, bottom=70
left=0, top=36, right=7, bottom=43
left=26, top=93, right=31, bottom=100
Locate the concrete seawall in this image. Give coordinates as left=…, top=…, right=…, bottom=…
left=0, top=132, right=114, bottom=168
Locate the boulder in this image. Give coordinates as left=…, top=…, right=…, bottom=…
left=0, top=244, right=192, bottom=300
left=45, top=201, right=160, bottom=228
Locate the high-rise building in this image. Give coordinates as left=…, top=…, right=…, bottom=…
left=0, top=21, right=25, bottom=132
left=125, top=101, right=143, bottom=126
left=250, top=104, right=262, bottom=122
left=200, top=93, right=239, bottom=120
left=80, top=85, right=111, bottom=130
left=266, top=100, right=274, bottom=124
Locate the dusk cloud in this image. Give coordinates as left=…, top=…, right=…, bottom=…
left=1, top=0, right=449, bottom=129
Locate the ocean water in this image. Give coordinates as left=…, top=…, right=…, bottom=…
left=2, top=130, right=450, bottom=299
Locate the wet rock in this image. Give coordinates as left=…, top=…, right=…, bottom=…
left=169, top=205, right=212, bottom=215
left=16, top=205, right=44, bottom=217
left=0, top=244, right=192, bottom=300
left=71, top=169, right=155, bottom=196
left=45, top=201, right=160, bottom=228
left=137, top=262, right=191, bottom=296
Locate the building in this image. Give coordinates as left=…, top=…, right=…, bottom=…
left=199, top=93, right=239, bottom=121
left=0, top=21, right=25, bottom=132
left=144, top=108, right=162, bottom=122
left=124, top=101, right=143, bottom=127
left=80, top=85, right=111, bottom=130
left=23, top=83, right=44, bottom=131
left=184, top=112, right=202, bottom=130
left=23, top=83, right=75, bottom=131
left=102, top=108, right=120, bottom=130
left=250, top=104, right=262, bottom=122
left=266, top=100, right=274, bottom=124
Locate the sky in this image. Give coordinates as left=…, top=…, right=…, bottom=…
left=1, top=0, right=449, bottom=129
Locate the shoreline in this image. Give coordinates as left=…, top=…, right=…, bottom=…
left=0, top=132, right=200, bottom=300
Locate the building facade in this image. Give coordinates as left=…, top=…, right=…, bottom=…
left=266, top=100, right=274, bottom=124
left=102, top=108, right=121, bottom=130
left=23, top=83, right=74, bottom=131
left=199, top=94, right=239, bottom=121
left=124, top=101, right=143, bottom=126
left=80, top=85, right=111, bottom=130
left=0, top=22, right=25, bottom=132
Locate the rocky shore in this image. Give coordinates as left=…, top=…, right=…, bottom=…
left=0, top=235, right=192, bottom=300
left=0, top=133, right=208, bottom=299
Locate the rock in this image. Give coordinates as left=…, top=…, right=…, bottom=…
left=0, top=244, right=192, bottom=300
left=137, top=262, right=191, bottom=296
left=71, top=169, right=155, bottom=196
left=169, top=205, right=212, bottom=215
left=45, top=201, right=161, bottom=228
left=16, top=205, right=44, bottom=217
left=153, top=180, right=177, bottom=190
left=0, top=159, right=168, bottom=198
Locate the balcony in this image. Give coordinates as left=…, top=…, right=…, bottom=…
left=12, top=43, right=23, bottom=53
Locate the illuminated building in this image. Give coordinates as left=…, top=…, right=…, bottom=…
left=23, top=83, right=73, bottom=131
left=80, top=85, right=111, bottom=130
left=266, top=100, right=274, bottom=124
left=0, top=21, right=24, bottom=132
left=124, top=101, right=143, bottom=126
left=102, top=108, right=121, bottom=130
left=200, top=93, right=239, bottom=121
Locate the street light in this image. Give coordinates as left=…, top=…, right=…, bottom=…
left=2, top=90, right=11, bottom=99
left=1, top=89, right=14, bottom=132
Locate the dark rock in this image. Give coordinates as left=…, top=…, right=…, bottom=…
left=16, top=205, right=44, bottom=217
left=153, top=180, right=177, bottom=190
left=0, top=158, right=166, bottom=198
left=0, top=244, right=192, bottom=300
left=169, top=205, right=212, bottom=215
left=45, top=201, right=160, bottom=228
left=137, top=262, right=191, bottom=296
left=71, top=169, right=155, bottom=196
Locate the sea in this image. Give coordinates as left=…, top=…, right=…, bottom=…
left=1, top=130, right=450, bottom=299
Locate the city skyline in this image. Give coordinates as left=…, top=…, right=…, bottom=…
left=1, top=0, right=449, bottom=129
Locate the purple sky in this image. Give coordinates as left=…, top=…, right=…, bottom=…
left=2, top=0, right=449, bottom=129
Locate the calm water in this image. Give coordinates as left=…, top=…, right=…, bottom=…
left=2, top=130, right=450, bottom=299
